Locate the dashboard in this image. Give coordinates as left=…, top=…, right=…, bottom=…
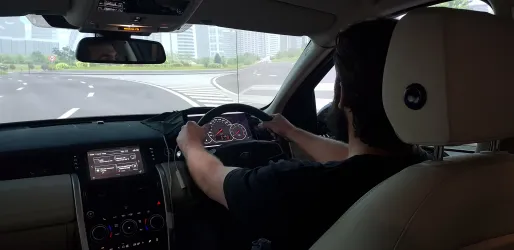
left=0, top=108, right=288, bottom=250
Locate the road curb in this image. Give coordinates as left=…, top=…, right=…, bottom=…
left=211, top=75, right=238, bottom=100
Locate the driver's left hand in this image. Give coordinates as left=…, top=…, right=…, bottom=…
left=177, top=121, right=207, bottom=154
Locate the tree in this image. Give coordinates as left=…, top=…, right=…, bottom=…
left=30, top=51, right=46, bottom=64
left=52, top=46, right=75, bottom=64
left=434, top=0, right=470, bottom=9
left=2, top=55, right=13, bottom=64
left=214, top=53, right=222, bottom=64
left=27, top=62, right=35, bottom=70
left=9, top=64, right=15, bottom=70
left=15, top=54, right=25, bottom=64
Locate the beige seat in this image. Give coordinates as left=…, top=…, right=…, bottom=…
left=310, top=8, right=514, bottom=250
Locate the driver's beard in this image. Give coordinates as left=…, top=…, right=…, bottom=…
left=326, top=103, right=349, bottom=143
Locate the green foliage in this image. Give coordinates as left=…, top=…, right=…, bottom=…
left=75, top=61, right=90, bottom=68
left=214, top=53, right=222, bottom=64
left=434, top=0, right=470, bottom=9
left=272, top=48, right=303, bottom=60
left=14, top=54, right=26, bottom=64
left=170, top=62, right=183, bottom=67
left=1, top=55, right=13, bottom=64
left=197, top=57, right=211, bottom=67
left=55, top=63, right=70, bottom=70
left=27, top=63, right=35, bottom=70
left=207, top=63, right=223, bottom=68
left=238, top=53, right=260, bottom=65
left=9, top=64, right=15, bottom=70
left=180, top=61, right=192, bottom=67
left=52, top=46, right=75, bottom=64
left=30, top=51, right=46, bottom=64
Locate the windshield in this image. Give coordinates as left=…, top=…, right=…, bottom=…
left=0, top=19, right=309, bottom=123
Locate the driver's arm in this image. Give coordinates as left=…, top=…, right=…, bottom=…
left=177, top=122, right=236, bottom=207
left=262, top=114, right=348, bottom=163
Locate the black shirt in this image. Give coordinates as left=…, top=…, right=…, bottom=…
left=223, top=152, right=430, bottom=250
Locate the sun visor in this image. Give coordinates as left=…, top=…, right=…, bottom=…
left=1, top=1, right=70, bottom=16
left=383, top=8, right=514, bottom=146
left=64, top=0, right=203, bottom=33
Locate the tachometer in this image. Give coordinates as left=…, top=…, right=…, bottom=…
left=208, top=117, right=233, bottom=142
left=230, top=123, right=248, bottom=140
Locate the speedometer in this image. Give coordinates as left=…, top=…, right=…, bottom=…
left=230, top=123, right=248, bottom=140
left=208, top=117, right=233, bottom=142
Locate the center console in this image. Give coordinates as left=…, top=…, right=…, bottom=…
left=73, top=146, right=170, bottom=250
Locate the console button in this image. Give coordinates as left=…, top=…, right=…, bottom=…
left=91, top=225, right=108, bottom=241
left=148, top=214, right=165, bottom=230
left=121, top=219, right=138, bottom=235
left=86, top=211, right=95, bottom=219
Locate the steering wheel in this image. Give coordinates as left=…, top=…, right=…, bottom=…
left=197, top=103, right=273, bottom=126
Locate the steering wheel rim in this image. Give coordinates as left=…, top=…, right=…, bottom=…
left=197, top=103, right=272, bottom=126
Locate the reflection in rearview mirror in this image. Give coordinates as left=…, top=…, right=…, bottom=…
left=76, top=37, right=166, bottom=64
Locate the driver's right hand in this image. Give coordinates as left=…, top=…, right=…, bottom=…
left=260, top=114, right=297, bottom=139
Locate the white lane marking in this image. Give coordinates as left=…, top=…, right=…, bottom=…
left=8, top=78, right=12, bottom=80
left=189, top=96, right=233, bottom=100
left=68, top=79, right=73, bottom=81
left=16, top=87, right=24, bottom=91
left=58, top=108, right=80, bottom=119
left=269, top=75, right=277, bottom=77
left=53, top=77, right=57, bottom=79
left=38, top=76, right=42, bottom=78
left=17, top=80, right=22, bottom=82
left=127, top=80, right=199, bottom=107
left=87, top=92, right=95, bottom=97
left=80, top=81, right=86, bottom=84
left=203, top=103, right=220, bottom=107
left=178, top=91, right=225, bottom=96
left=256, top=74, right=261, bottom=76
left=0, top=96, right=3, bottom=98
left=197, top=99, right=232, bottom=104
left=22, top=82, right=27, bottom=85
left=172, top=87, right=218, bottom=91
left=88, top=85, right=94, bottom=89
left=212, top=75, right=238, bottom=98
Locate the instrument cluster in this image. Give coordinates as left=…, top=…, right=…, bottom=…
left=187, top=112, right=253, bottom=146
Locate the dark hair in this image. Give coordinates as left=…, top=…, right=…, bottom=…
left=333, top=19, right=407, bottom=151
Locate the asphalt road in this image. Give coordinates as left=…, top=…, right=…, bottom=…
left=0, top=62, right=336, bottom=124
left=215, top=62, right=337, bottom=108
left=0, top=73, right=192, bottom=124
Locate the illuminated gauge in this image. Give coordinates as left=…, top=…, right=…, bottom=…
left=207, top=117, right=233, bottom=142
left=230, top=123, right=248, bottom=140
left=204, top=134, right=213, bottom=144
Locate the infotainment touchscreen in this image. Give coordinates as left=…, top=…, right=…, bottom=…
left=87, top=146, right=145, bottom=180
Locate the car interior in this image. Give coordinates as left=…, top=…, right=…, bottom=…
left=1, top=0, right=513, bottom=249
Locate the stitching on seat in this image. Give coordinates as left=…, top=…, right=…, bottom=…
left=392, top=162, right=480, bottom=249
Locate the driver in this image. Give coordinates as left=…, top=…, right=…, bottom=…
left=177, top=19, right=432, bottom=250
left=88, top=42, right=117, bottom=61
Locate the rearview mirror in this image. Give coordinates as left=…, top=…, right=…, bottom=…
left=76, top=37, right=166, bottom=64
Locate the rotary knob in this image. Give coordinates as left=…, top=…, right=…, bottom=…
left=121, top=219, right=138, bottom=235
left=91, top=224, right=108, bottom=241
left=148, top=214, right=165, bottom=230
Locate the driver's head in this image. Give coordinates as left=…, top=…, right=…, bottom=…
left=329, top=18, right=408, bottom=152
left=88, top=43, right=117, bottom=61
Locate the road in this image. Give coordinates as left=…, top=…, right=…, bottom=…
left=0, top=62, right=335, bottom=124
left=214, top=62, right=336, bottom=108
left=0, top=73, right=192, bottom=124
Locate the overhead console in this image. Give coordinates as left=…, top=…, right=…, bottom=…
left=65, top=0, right=203, bottom=33
left=73, top=145, right=170, bottom=250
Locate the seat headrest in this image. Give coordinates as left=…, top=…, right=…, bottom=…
left=383, top=8, right=514, bottom=146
